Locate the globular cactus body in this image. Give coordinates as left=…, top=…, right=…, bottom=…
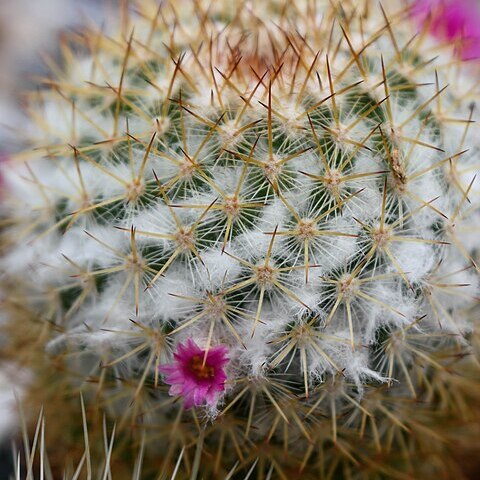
left=1, top=0, right=480, bottom=478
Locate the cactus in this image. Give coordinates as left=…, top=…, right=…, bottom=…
left=1, top=0, right=480, bottom=478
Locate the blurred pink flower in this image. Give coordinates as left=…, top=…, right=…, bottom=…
left=412, top=0, right=480, bottom=59
left=159, top=339, right=229, bottom=409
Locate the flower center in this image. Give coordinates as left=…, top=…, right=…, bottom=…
left=189, top=354, right=215, bottom=379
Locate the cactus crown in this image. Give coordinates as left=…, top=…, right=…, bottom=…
left=1, top=0, right=479, bottom=478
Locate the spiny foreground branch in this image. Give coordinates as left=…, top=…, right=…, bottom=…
left=1, top=0, right=479, bottom=478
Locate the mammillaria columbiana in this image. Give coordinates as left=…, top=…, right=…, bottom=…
left=1, top=0, right=479, bottom=478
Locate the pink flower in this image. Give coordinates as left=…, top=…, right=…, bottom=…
left=412, top=0, right=480, bottom=60
left=159, top=339, right=229, bottom=408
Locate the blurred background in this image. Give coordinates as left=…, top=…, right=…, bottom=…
left=0, top=1, right=113, bottom=475
left=0, top=0, right=114, bottom=150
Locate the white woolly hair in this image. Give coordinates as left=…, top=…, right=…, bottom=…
left=1, top=0, right=479, bottom=418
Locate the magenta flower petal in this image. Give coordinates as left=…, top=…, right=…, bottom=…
left=412, top=0, right=480, bottom=59
left=160, top=339, right=229, bottom=408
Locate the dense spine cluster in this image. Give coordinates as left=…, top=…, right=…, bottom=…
left=1, top=0, right=479, bottom=478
